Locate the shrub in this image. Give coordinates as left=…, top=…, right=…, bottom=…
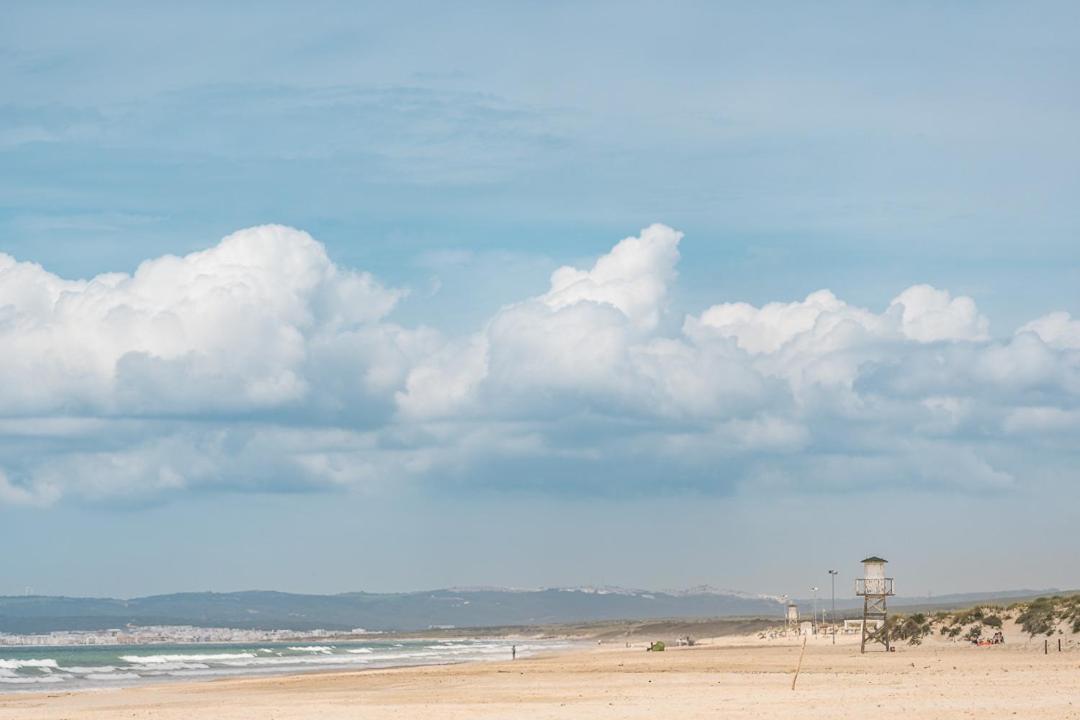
left=890, top=613, right=932, bottom=646
left=1017, top=597, right=1057, bottom=637
left=954, top=607, right=985, bottom=625
left=983, top=615, right=1003, bottom=629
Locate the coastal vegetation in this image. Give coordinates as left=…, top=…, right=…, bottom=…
left=882, top=594, right=1080, bottom=644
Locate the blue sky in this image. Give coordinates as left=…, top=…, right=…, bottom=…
left=1, top=2, right=1079, bottom=599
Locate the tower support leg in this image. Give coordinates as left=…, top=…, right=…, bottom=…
left=861, top=595, right=889, bottom=653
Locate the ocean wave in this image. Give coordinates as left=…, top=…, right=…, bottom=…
left=0, top=659, right=60, bottom=670
left=219, top=655, right=370, bottom=668
left=0, top=640, right=574, bottom=692
left=120, top=653, right=257, bottom=664
left=0, top=675, right=66, bottom=684
left=127, top=662, right=210, bottom=673
left=87, top=672, right=140, bottom=681
left=61, top=666, right=118, bottom=675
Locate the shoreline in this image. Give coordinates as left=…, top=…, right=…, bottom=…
left=0, top=616, right=776, bottom=694
left=5, top=633, right=1080, bottom=719
left=0, top=642, right=590, bottom=700
left=0, top=637, right=577, bottom=697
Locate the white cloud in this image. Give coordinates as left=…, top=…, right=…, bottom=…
left=541, top=223, right=681, bottom=330
left=0, top=224, right=406, bottom=415
left=888, top=284, right=989, bottom=343
left=0, top=223, right=1077, bottom=505
left=396, top=224, right=687, bottom=419
left=1018, top=311, right=1080, bottom=350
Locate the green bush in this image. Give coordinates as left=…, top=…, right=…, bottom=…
left=983, top=615, right=1003, bottom=628
left=890, top=613, right=932, bottom=646
left=954, top=607, right=984, bottom=625
left=1017, top=597, right=1057, bottom=637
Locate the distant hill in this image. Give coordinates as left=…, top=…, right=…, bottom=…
left=790, top=588, right=1067, bottom=617
left=0, top=587, right=785, bottom=634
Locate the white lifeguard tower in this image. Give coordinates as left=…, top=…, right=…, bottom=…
left=785, top=602, right=799, bottom=633
left=855, top=556, right=894, bottom=653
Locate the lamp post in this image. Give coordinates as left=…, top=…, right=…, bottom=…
left=828, top=570, right=838, bottom=644
left=809, top=586, right=819, bottom=635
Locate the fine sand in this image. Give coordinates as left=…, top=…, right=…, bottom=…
left=3, top=633, right=1079, bottom=719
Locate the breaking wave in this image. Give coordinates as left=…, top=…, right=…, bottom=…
left=119, top=652, right=257, bottom=664
left=0, top=639, right=572, bottom=693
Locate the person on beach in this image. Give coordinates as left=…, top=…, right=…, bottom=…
left=512, top=645, right=516, bottom=660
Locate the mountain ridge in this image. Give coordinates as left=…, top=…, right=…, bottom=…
left=1, top=586, right=1064, bottom=635
left=0, top=587, right=782, bottom=634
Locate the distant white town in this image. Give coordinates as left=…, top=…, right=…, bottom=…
left=0, top=625, right=375, bottom=646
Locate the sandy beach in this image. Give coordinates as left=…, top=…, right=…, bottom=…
left=4, top=632, right=1079, bottom=720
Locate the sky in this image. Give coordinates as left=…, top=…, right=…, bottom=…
left=1, top=1, right=1078, bottom=600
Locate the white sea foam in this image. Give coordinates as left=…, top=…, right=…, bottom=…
left=0, top=640, right=573, bottom=693
left=120, top=653, right=257, bottom=664
left=127, top=662, right=210, bottom=672
left=0, top=675, right=65, bottom=684
left=62, top=666, right=117, bottom=675
left=87, top=672, right=140, bottom=681
left=219, top=655, right=370, bottom=668
left=0, top=659, right=60, bottom=670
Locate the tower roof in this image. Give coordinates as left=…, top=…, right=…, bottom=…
left=861, top=556, right=888, bottom=563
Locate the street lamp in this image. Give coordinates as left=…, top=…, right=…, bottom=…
left=828, top=570, right=839, bottom=644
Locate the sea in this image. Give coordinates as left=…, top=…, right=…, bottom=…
left=0, top=638, right=571, bottom=692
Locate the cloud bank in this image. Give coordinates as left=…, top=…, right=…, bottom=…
left=1, top=224, right=1077, bottom=504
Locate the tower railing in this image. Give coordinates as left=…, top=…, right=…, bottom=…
left=854, top=577, right=894, bottom=596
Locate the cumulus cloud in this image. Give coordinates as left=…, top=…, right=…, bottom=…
left=1019, top=311, right=1080, bottom=350
left=0, top=223, right=1077, bottom=505
left=0, top=225, right=406, bottom=415
left=397, top=224, right=687, bottom=420
left=889, top=284, right=989, bottom=343
left=540, top=223, right=681, bottom=330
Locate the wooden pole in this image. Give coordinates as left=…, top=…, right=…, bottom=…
left=791, top=635, right=808, bottom=691
left=1044, top=639, right=1048, bottom=655
left=1058, top=639, right=1062, bottom=652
